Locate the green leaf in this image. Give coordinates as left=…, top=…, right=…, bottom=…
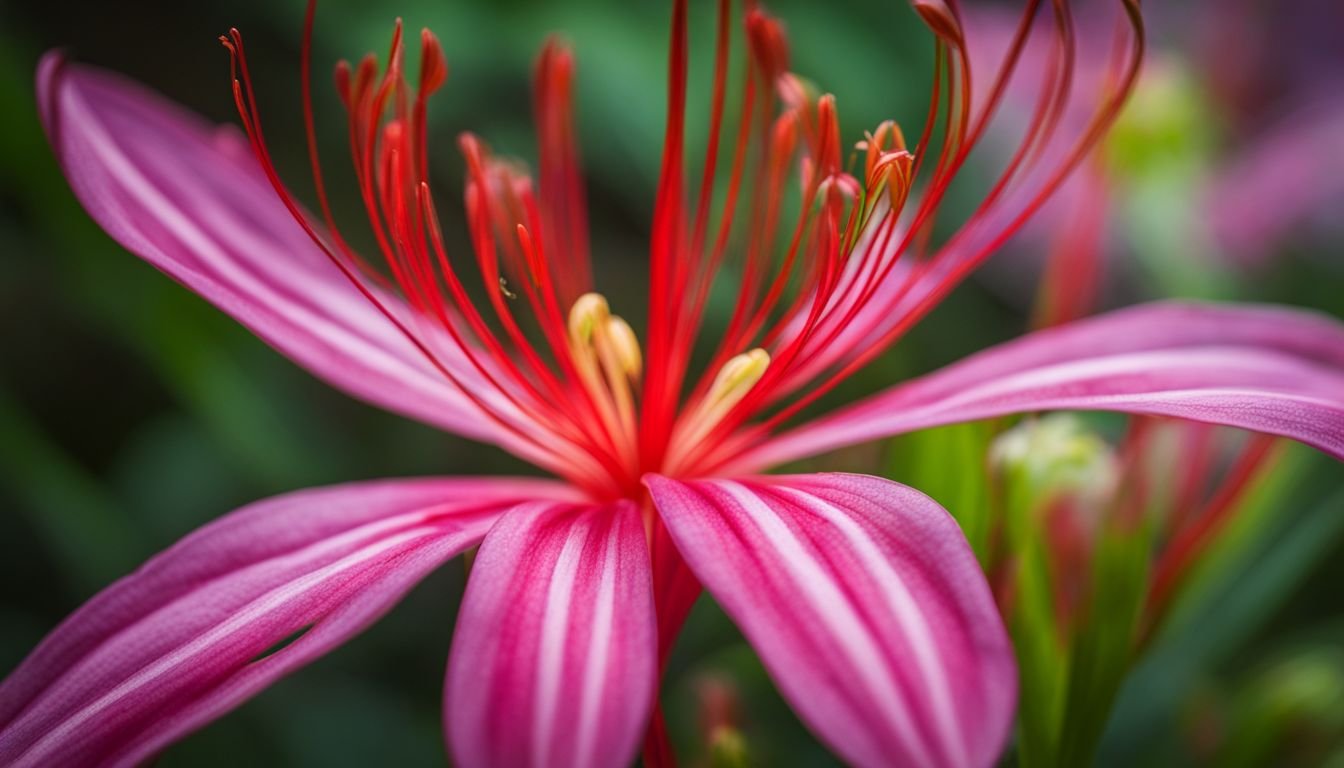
left=1098, top=448, right=1344, bottom=766
left=887, top=420, right=997, bottom=564
left=1000, top=457, right=1068, bottom=768
left=1055, top=515, right=1153, bottom=767
left=1158, top=442, right=1298, bottom=630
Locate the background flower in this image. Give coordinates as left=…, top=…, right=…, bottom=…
left=973, top=0, right=1344, bottom=315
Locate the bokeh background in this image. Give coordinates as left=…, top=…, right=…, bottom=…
left=1, top=0, right=1342, bottom=765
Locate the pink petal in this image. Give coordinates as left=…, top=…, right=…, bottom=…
left=646, top=472, right=1015, bottom=768
left=0, top=476, right=575, bottom=767
left=734, top=302, right=1344, bottom=471
left=445, top=500, right=656, bottom=768
left=1206, top=99, right=1344, bottom=265
left=35, top=54, right=542, bottom=456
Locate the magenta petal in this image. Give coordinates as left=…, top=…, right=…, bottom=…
left=646, top=473, right=1015, bottom=768
left=0, top=477, right=575, bottom=767
left=34, top=54, right=534, bottom=450
left=1207, top=100, right=1344, bottom=264
left=737, top=302, right=1344, bottom=471
left=445, top=500, right=656, bottom=768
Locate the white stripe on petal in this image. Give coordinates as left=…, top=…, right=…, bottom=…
left=772, top=484, right=966, bottom=768
left=647, top=472, right=1015, bottom=768
left=719, top=481, right=937, bottom=766
left=532, top=522, right=589, bottom=766
left=575, top=521, right=621, bottom=768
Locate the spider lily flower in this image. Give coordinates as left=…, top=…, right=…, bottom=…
left=984, top=414, right=1292, bottom=767
left=988, top=414, right=1121, bottom=633
left=998, top=181, right=1287, bottom=637
left=6, top=0, right=1344, bottom=766
left=1192, top=0, right=1344, bottom=266
left=989, top=54, right=1304, bottom=648
left=960, top=173, right=1310, bottom=766
left=945, top=205, right=1309, bottom=764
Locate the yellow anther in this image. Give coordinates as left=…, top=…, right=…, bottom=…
left=605, top=316, right=642, bottom=380
left=568, top=292, right=610, bottom=345
left=708, top=348, right=771, bottom=409
left=564, top=292, right=642, bottom=471
left=668, top=349, right=772, bottom=465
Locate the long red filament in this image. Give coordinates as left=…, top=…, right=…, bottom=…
left=639, top=0, right=691, bottom=475
left=686, top=0, right=1146, bottom=477
left=223, top=6, right=628, bottom=497
left=1144, top=432, right=1281, bottom=636
left=222, top=0, right=1146, bottom=499
left=534, top=40, right=593, bottom=304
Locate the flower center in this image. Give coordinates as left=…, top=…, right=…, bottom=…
left=563, top=292, right=773, bottom=489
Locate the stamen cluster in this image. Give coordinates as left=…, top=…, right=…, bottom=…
left=219, top=0, right=1143, bottom=499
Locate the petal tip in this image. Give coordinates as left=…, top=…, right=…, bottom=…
left=35, top=49, right=70, bottom=137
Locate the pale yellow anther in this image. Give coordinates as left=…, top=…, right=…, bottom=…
left=668, top=348, right=772, bottom=466
left=605, top=316, right=642, bottom=380
left=708, top=348, right=771, bottom=409
left=568, top=292, right=610, bottom=345
left=564, top=292, right=642, bottom=471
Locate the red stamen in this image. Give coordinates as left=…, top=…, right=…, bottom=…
left=220, top=0, right=1146, bottom=501
left=219, top=26, right=598, bottom=485
left=1144, top=433, right=1281, bottom=638
left=534, top=39, right=593, bottom=304
left=640, top=0, right=690, bottom=473
left=719, top=0, right=1144, bottom=455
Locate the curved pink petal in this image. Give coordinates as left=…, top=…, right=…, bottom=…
left=35, top=54, right=543, bottom=455
left=733, top=302, right=1344, bottom=472
left=445, top=499, right=656, bottom=768
left=645, top=473, right=1015, bottom=768
left=0, top=476, right=576, bottom=768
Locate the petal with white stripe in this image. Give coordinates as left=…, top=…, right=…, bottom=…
left=36, top=54, right=548, bottom=459
left=733, top=301, right=1344, bottom=472
left=646, top=472, right=1015, bottom=768
left=444, top=500, right=656, bottom=768
left=0, top=477, right=574, bottom=768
